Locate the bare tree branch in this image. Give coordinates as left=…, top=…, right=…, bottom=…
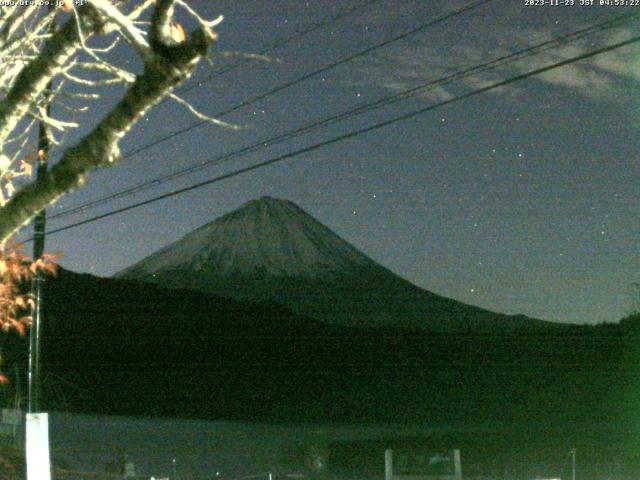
left=0, top=8, right=103, bottom=148
left=168, top=92, right=240, bottom=129
left=0, top=3, right=216, bottom=242
left=88, top=0, right=151, bottom=57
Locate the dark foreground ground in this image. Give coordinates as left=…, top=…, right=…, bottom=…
left=0, top=412, right=637, bottom=480
left=0, top=271, right=638, bottom=478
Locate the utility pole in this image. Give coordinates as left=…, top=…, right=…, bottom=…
left=25, top=46, right=53, bottom=480
left=25, top=9, right=57, bottom=480
left=28, top=3, right=54, bottom=415
left=28, top=86, right=49, bottom=414
left=571, top=448, right=576, bottom=480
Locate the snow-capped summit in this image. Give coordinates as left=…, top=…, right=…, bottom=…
left=118, top=196, right=378, bottom=279
left=117, top=197, right=554, bottom=332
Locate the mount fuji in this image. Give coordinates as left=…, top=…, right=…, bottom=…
left=117, top=196, right=554, bottom=332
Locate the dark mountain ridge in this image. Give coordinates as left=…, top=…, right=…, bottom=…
left=0, top=267, right=631, bottom=431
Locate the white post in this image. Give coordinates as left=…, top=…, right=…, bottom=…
left=453, top=449, right=462, bottom=480
left=124, top=456, right=136, bottom=478
left=25, top=413, right=51, bottom=480
left=385, top=449, right=394, bottom=480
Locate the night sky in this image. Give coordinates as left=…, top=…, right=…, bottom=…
left=19, top=0, right=640, bottom=325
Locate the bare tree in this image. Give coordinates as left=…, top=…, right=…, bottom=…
left=0, top=0, right=224, bottom=243
left=0, top=0, right=226, bottom=334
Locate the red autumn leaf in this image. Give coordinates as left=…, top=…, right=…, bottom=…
left=14, top=295, right=25, bottom=309
left=43, top=262, right=58, bottom=275
left=42, top=252, right=62, bottom=262
left=11, top=319, right=26, bottom=336
left=0, top=237, right=60, bottom=381
left=29, top=261, right=40, bottom=274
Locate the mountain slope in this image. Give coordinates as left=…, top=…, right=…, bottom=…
left=118, top=196, right=380, bottom=278
left=117, top=196, right=555, bottom=332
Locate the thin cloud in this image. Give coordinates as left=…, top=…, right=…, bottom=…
left=352, top=25, right=640, bottom=102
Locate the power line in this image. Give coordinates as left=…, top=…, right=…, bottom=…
left=110, top=0, right=384, bottom=115
left=287, top=11, right=638, bottom=128
left=36, top=32, right=640, bottom=239
left=180, top=0, right=384, bottom=94
left=49, top=11, right=638, bottom=221
left=119, top=0, right=496, bottom=160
